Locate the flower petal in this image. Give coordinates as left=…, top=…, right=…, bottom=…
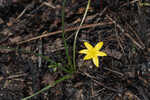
left=83, top=54, right=92, bottom=60
left=79, top=49, right=88, bottom=54
left=92, top=56, right=99, bottom=67
left=84, top=42, right=93, bottom=50
left=96, top=51, right=107, bottom=56
left=95, top=41, right=103, bottom=50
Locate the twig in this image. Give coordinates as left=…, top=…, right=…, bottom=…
left=7, top=73, right=27, bottom=79
left=124, top=32, right=144, bottom=49
left=106, top=15, right=125, bottom=33
left=83, top=72, right=122, bottom=93
left=38, top=38, right=42, bottom=68
left=127, top=23, right=145, bottom=48
left=93, top=80, right=121, bottom=93
left=17, top=22, right=112, bottom=45
left=42, top=1, right=56, bottom=9
left=106, top=15, right=144, bottom=49
left=103, top=67, right=124, bottom=77
left=16, top=7, right=28, bottom=20
left=121, top=0, right=139, bottom=7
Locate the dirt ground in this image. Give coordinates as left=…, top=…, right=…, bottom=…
left=0, top=0, right=150, bottom=100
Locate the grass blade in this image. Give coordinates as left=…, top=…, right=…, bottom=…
left=0, top=46, right=70, bottom=73
left=61, top=0, right=73, bottom=71
left=22, top=74, right=72, bottom=100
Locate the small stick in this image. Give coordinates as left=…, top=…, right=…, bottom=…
left=83, top=72, right=122, bottom=92
left=106, top=15, right=144, bottom=49
left=127, top=23, right=145, bottom=49
left=17, top=22, right=113, bottom=45
left=103, top=67, right=124, bottom=77
left=124, top=32, right=144, bottom=49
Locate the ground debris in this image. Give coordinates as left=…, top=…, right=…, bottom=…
left=0, top=0, right=150, bottom=100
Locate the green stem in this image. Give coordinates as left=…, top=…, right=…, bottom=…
left=62, top=0, right=73, bottom=71
left=73, top=0, right=91, bottom=71
left=22, top=74, right=72, bottom=100
left=0, top=46, right=70, bottom=73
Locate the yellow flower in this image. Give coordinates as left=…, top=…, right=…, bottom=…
left=79, top=41, right=107, bottom=67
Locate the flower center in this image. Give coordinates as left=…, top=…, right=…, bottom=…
left=89, top=49, right=96, bottom=58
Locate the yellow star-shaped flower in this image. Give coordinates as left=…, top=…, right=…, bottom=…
left=79, top=41, right=107, bottom=67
